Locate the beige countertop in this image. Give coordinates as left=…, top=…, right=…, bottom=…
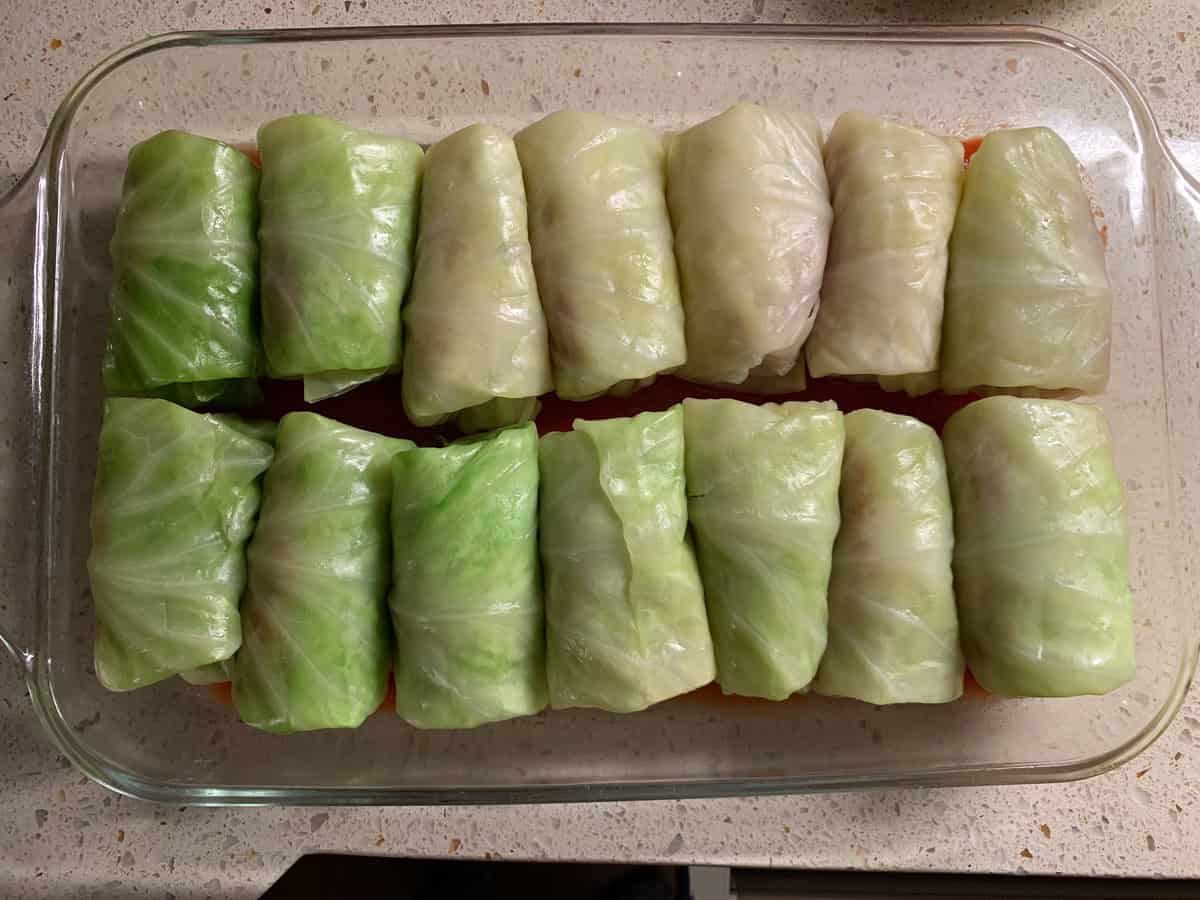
left=2, top=2, right=1198, bottom=896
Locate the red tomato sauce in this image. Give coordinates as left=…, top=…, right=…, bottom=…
left=235, top=144, right=262, bottom=168
left=373, top=674, right=397, bottom=716
left=207, top=681, right=233, bottom=706
left=962, top=670, right=994, bottom=701
left=961, top=135, right=983, bottom=164
left=675, top=683, right=807, bottom=710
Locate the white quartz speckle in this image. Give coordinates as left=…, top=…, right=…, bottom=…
left=1, top=1, right=1199, bottom=897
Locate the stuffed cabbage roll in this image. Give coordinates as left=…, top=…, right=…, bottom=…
left=813, top=410, right=962, bottom=704
left=89, top=399, right=273, bottom=691
left=233, top=413, right=413, bottom=733
left=539, top=407, right=715, bottom=711
left=941, top=128, right=1111, bottom=393
left=402, top=125, right=552, bottom=430
left=942, top=397, right=1134, bottom=696
left=667, top=103, right=832, bottom=385
left=683, top=398, right=843, bottom=699
left=805, top=111, right=963, bottom=379
left=103, top=130, right=261, bottom=403
left=389, top=424, right=546, bottom=728
left=515, top=111, right=687, bottom=400
left=258, top=115, right=423, bottom=401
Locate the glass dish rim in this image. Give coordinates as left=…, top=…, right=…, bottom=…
left=5, top=21, right=1198, bottom=806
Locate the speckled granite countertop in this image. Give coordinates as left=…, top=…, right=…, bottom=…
left=2, top=2, right=1198, bottom=897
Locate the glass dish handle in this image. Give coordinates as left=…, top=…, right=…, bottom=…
left=0, top=158, right=48, bottom=674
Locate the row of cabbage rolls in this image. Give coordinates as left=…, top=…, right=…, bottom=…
left=104, top=104, right=1111, bottom=426
left=89, top=393, right=1134, bottom=732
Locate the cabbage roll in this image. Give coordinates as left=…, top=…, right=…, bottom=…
left=941, top=128, right=1111, bottom=393
left=667, top=103, right=832, bottom=385
left=88, top=399, right=273, bottom=691
left=813, top=410, right=962, bottom=704
left=805, top=111, right=963, bottom=378
left=103, top=131, right=261, bottom=404
left=402, top=125, right=552, bottom=430
left=389, top=424, right=546, bottom=728
left=258, top=115, right=423, bottom=400
left=942, top=397, right=1134, bottom=696
left=539, top=407, right=714, bottom=711
left=233, top=413, right=413, bottom=733
left=515, top=111, right=687, bottom=400
left=683, top=398, right=843, bottom=699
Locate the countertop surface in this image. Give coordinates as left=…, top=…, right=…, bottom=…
left=2, top=1, right=1198, bottom=897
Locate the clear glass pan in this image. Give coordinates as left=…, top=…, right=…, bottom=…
left=0, top=23, right=1197, bottom=806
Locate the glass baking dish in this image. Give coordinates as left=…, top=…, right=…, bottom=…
left=0, top=23, right=1197, bottom=806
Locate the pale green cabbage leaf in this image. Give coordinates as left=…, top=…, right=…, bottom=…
left=389, top=423, right=546, bottom=728
left=539, top=406, right=714, bottom=711
left=814, top=409, right=963, bottom=704
left=402, top=125, right=552, bottom=428
left=89, top=398, right=274, bottom=691
left=941, top=128, right=1111, bottom=393
left=103, top=130, right=261, bottom=404
left=806, top=111, right=963, bottom=379
left=232, top=412, right=412, bottom=733
left=257, top=115, right=423, bottom=399
left=515, top=111, right=686, bottom=400
left=667, top=103, right=831, bottom=385
left=683, top=398, right=843, bottom=700
left=942, top=397, right=1134, bottom=696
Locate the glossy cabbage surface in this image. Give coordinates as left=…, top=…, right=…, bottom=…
left=258, top=115, right=423, bottom=398
left=516, top=111, right=687, bottom=400
left=103, top=130, right=261, bottom=399
left=814, top=409, right=963, bottom=704
left=389, top=424, right=547, bottom=728
left=806, top=111, right=963, bottom=378
left=683, top=398, right=843, bottom=699
left=942, top=397, right=1134, bottom=696
left=667, top=103, right=832, bottom=385
left=539, top=406, right=714, bottom=711
left=402, top=125, right=552, bottom=428
left=941, top=128, right=1111, bottom=393
left=233, top=412, right=412, bottom=733
left=89, top=398, right=273, bottom=691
